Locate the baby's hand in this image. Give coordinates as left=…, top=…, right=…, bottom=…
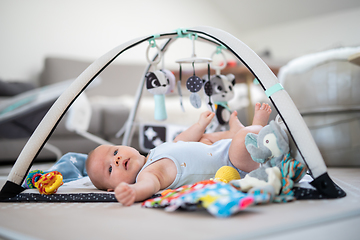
left=114, top=182, right=136, bottom=206
left=198, top=111, right=215, bottom=128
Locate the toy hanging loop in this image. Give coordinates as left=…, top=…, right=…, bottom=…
left=175, top=32, right=211, bottom=64
left=146, top=37, right=162, bottom=68
left=211, top=46, right=227, bottom=75
left=176, top=28, right=188, bottom=38
left=190, top=33, right=198, bottom=58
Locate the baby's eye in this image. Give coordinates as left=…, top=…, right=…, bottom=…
left=113, top=149, right=118, bottom=156
left=109, top=166, right=112, bottom=173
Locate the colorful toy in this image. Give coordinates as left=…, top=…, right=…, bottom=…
left=142, top=180, right=257, bottom=218
left=25, top=170, right=63, bottom=195
left=214, top=166, right=240, bottom=183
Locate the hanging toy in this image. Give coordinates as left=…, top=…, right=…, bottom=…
left=145, top=36, right=175, bottom=121
left=186, top=62, right=203, bottom=109
left=25, top=170, right=63, bottom=195
left=175, top=32, right=212, bottom=110
left=204, top=46, right=236, bottom=132
left=205, top=74, right=236, bottom=124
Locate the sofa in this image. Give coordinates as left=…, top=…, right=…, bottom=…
left=0, top=57, right=148, bottom=162
left=279, top=47, right=360, bottom=167
left=0, top=56, right=275, bottom=163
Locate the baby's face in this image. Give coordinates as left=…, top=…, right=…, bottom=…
left=87, top=145, right=146, bottom=191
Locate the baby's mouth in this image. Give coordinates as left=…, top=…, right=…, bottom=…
left=123, top=159, right=130, bottom=170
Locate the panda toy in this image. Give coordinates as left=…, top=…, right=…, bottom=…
left=145, top=70, right=175, bottom=121
left=203, top=73, right=236, bottom=132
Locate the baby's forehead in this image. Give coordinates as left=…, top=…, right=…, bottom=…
left=88, top=146, right=107, bottom=169
left=87, top=149, right=108, bottom=189
left=92, top=145, right=112, bottom=159
left=96, top=145, right=111, bottom=153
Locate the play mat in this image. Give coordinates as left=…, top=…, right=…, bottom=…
left=0, top=26, right=347, bottom=218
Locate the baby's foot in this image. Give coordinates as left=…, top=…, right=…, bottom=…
left=252, top=103, right=272, bottom=126
left=229, top=111, right=244, bottom=134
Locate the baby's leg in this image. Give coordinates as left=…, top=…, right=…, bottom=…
left=200, top=111, right=244, bottom=145
left=228, top=125, right=262, bottom=172
left=228, top=103, right=272, bottom=172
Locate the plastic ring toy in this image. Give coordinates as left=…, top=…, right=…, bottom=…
left=25, top=170, right=44, bottom=189
left=35, top=171, right=63, bottom=195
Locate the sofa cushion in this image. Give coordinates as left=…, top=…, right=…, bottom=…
left=39, top=56, right=146, bottom=97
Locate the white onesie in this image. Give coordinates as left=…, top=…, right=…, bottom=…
left=136, top=139, right=247, bottom=189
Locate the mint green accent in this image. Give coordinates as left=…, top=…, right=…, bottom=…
left=265, top=83, right=284, bottom=97
left=253, top=78, right=259, bottom=85
left=175, top=28, right=197, bottom=40
left=149, top=34, right=160, bottom=48
left=175, top=28, right=188, bottom=38
left=190, top=33, right=198, bottom=40
left=0, top=96, right=36, bottom=116
left=216, top=45, right=227, bottom=54
left=154, top=94, right=167, bottom=121
left=214, top=101, right=231, bottom=112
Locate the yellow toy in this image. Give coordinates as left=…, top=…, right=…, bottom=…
left=214, top=166, right=241, bottom=183
left=34, top=171, right=63, bottom=195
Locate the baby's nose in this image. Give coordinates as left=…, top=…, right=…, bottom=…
left=114, top=156, right=121, bottom=166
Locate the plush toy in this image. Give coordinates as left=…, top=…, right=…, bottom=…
left=246, top=120, right=289, bottom=168
left=25, top=170, right=63, bottom=195
left=230, top=120, right=290, bottom=195
left=203, top=73, right=236, bottom=132
left=231, top=120, right=307, bottom=202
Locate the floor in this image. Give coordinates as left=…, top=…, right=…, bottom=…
left=0, top=163, right=359, bottom=240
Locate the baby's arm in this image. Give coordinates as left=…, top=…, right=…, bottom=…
left=174, top=111, right=215, bottom=142
left=114, top=172, right=161, bottom=206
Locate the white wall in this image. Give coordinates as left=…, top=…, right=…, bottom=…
left=240, top=7, right=360, bottom=61
left=0, top=0, right=237, bottom=84
left=1, top=0, right=360, bottom=84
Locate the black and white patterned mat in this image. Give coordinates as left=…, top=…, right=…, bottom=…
left=1, top=193, right=117, bottom=202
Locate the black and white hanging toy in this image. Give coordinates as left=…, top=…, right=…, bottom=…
left=175, top=33, right=212, bottom=110
left=203, top=46, right=236, bottom=132
left=145, top=37, right=175, bottom=121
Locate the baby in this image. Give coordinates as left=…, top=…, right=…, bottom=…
left=86, top=103, right=272, bottom=206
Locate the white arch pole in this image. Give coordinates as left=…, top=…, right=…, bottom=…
left=3, top=35, right=152, bottom=186
left=0, top=26, right=341, bottom=199
left=189, top=26, right=327, bottom=175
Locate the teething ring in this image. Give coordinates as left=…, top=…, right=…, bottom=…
left=35, top=171, right=63, bottom=195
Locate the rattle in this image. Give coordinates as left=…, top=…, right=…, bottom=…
left=145, top=38, right=175, bottom=121
left=25, top=170, right=63, bottom=195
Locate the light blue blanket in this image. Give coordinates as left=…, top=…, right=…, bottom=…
left=23, top=152, right=88, bottom=188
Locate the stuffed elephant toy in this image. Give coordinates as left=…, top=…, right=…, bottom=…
left=246, top=120, right=289, bottom=168
left=231, top=120, right=290, bottom=194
